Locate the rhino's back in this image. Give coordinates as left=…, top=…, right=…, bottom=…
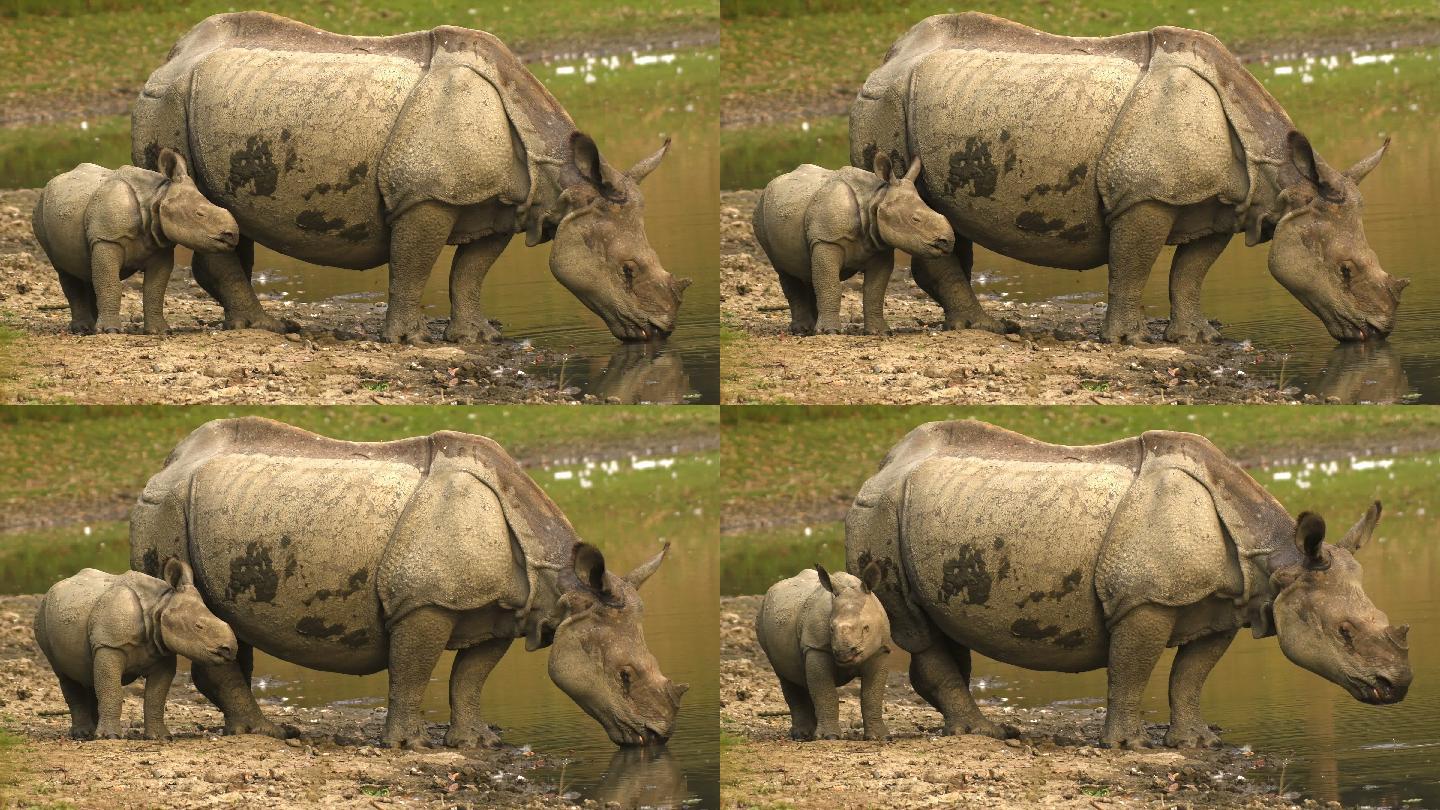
left=187, top=48, right=423, bottom=268
left=755, top=165, right=834, bottom=277
left=902, top=455, right=1132, bottom=671
left=35, top=569, right=117, bottom=683
left=36, top=164, right=115, bottom=278
left=187, top=453, right=424, bottom=673
left=757, top=570, right=830, bottom=683
left=908, top=49, right=1139, bottom=268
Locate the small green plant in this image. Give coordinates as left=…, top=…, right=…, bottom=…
left=358, top=784, right=390, bottom=797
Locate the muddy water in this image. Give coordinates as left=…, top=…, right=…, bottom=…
left=723, top=47, right=1440, bottom=403
left=245, top=451, right=719, bottom=808
left=0, top=48, right=718, bottom=404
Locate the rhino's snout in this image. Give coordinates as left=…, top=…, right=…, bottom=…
left=1351, top=670, right=1410, bottom=704
left=213, top=642, right=236, bottom=663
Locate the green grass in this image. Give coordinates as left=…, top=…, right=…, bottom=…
left=0, top=0, right=716, bottom=111
left=0, top=406, right=717, bottom=527
left=0, top=721, right=23, bottom=805
left=723, top=522, right=845, bottom=596
left=0, top=521, right=130, bottom=596
left=721, top=0, right=1440, bottom=113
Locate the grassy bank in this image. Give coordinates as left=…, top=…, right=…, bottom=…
left=0, top=0, right=715, bottom=116
left=721, top=0, right=1440, bottom=118
left=0, top=406, right=716, bottom=530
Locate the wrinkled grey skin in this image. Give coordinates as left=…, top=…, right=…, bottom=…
left=756, top=565, right=891, bottom=740
left=851, top=13, right=1407, bottom=344
left=847, top=421, right=1411, bottom=749
left=32, top=149, right=239, bottom=335
left=130, top=416, right=685, bottom=749
left=132, top=12, right=687, bottom=344
left=33, top=561, right=238, bottom=740
left=754, top=155, right=953, bottom=335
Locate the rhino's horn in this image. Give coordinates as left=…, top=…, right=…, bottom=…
left=624, top=541, right=672, bottom=589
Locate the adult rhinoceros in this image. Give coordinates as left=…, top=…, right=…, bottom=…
left=132, top=12, right=688, bottom=344
left=130, top=417, right=685, bottom=748
left=846, top=421, right=1411, bottom=749
left=851, top=13, right=1407, bottom=343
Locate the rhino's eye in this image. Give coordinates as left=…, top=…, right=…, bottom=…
left=1339, top=621, right=1356, bottom=646
left=196, top=209, right=208, bottom=219
left=620, top=668, right=633, bottom=694
left=622, top=262, right=636, bottom=291
left=1340, top=262, right=1354, bottom=288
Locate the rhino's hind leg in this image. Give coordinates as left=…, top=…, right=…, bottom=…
left=912, top=241, right=1009, bottom=334
left=384, top=606, right=457, bottom=749
left=445, top=233, right=512, bottom=344
left=909, top=639, right=1014, bottom=739
left=193, top=240, right=287, bottom=333
left=777, top=678, right=817, bottom=740
left=445, top=638, right=512, bottom=748
left=192, top=654, right=289, bottom=739
left=776, top=273, right=817, bottom=335
left=1164, top=629, right=1235, bottom=748
left=1101, top=603, right=1176, bottom=749
left=56, top=272, right=98, bottom=334
left=56, top=673, right=98, bottom=739
left=1164, top=232, right=1230, bottom=343
left=385, top=202, right=460, bottom=344
left=1101, top=202, right=1176, bottom=344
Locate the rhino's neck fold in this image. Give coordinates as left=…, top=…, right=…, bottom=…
left=147, top=181, right=176, bottom=250
left=145, top=587, right=177, bottom=658
left=860, top=187, right=887, bottom=255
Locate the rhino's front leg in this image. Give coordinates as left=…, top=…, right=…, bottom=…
left=861, top=254, right=894, bottom=336
left=192, top=650, right=288, bottom=738
left=141, top=252, right=175, bottom=336
left=1164, top=232, right=1230, bottom=343
left=803, top=649, right=842, bottom=739
left=445, top=233, right=512, bottom=344
left=810, top=242, right=846, bottom=334
left=384, top=606, right=457, bottom=749
left=909, top=641, right=1012, bottom=739
left=89, top=241, right=126, bottom=334
left=91, top=646, right=128, bottom=739
left=858, top=653, right=889, bottom=741
left=445, top=638, right=512, bottom=748
left=385, top=201, right=460, bottom=344
left=775, top=272, right=817, bottom=335
left=912, top=240, right=1008, bottom=333
left=192, top=241, right=287, bottom=333
left=142, top=655, right=176, bottom=740
left=1101, top=603, right=1176, bottom=749
left=1101, top=202, right=1175, bottom=344
left=1164, top=629, right=1235, bottom=748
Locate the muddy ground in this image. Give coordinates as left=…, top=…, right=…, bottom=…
left=0, top=594, right=592, bottom=810
left=0, top=189, right=612, bottom=404
left=721, top=190, right=1298, bottom=405
left=721, top=596, right=1316, bottom=810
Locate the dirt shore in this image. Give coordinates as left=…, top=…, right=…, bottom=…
left=721, top=596, right=1312, bottom=810
left=0, top=594, right=587, bottom=809
left=0, top=189, right=604, bottom=404
left=721, top=191, right=1296, bottom=406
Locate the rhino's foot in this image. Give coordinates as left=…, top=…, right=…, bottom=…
left=142, top=319, right=170, bottom=337
left=788, top=323, right=816, bottom=336
left=68, top=726, right=96, bottom=740
left=68, top=322, right=96, bottom=335
left=942, top=312, right=1010, bottom=334
left=381, top=318, right=431, bottom=345
left=94, top=318, right=125, bottom=335
left=863, top=320, right=892, bottom=337
left=788, top=726, right=816, bottom=741
left=862, top=723, right=889, bottom=742
left=223, top=717, right=289, bottom=739
left=444, top=723, right=502, bottom=749
left=1100, top=720, right=1152, bottom=750
left=224, top=312, right=289, bottom=334
left=813, top=317, right=844, bottom=335
left=444, top=319, right=502, bottom=344
left=1164, top=723, right=1222, bottom=749
left=942, top=716, right=1015, bottom=740
left=813, top=725, right=842, bottom=740
left=92, top=723, right=124, bottom=740
left=143, top=725, right=172, bottom=741
left=1100, top=314, right=1151, bottom=344
left=1163, top=318, right=1222, bottom=344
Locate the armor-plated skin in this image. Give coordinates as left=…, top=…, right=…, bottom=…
left=847, top=421, right=1412, bottom=749
left=132, top=12, right=688, bottom=344
left=754, top=156, right=953, bottom=334
left=32, top=150, right=238, bottom=335
left=756, top=566, right=891, bottom=740
left=851, top=13, right=1407, bottom=344
left=129, top=417, right=685, bottom=749
left=33, top=562, right=237, bottom=740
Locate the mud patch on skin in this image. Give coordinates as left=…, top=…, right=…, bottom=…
left=854, top=550, right=896, bottom=587
left=1010, top=618, right=1061, bottom=641
left=302, top=569, right=370, bottom=606
left=295, top=615, right=347, bottom=640
left=226, top=135, right=279, bottom=198
left=1014, top=568, right=1083, bottom=608
left=226, top=542, right=279, bottom=604
left=939, top=546, right=1003, bottom=605
left=1022, top=164, right=1089, bottom=202
left=295, top=210, right=369, bottom=243
left=1015, top=211, right=1066, bottom=234
left=301, top=163, right=370, bottom=201
left=945, top=137, right=998, bottom=199
left=141, top=548, right=161, bottom=577
left=141, top=142, right=161, bottom=172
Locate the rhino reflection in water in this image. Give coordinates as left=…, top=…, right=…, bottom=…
left=851, top=13, right=1408, bottom=344
left=130, top=417, right=686, bottom=748
left=848, top=421, right=1411, bottom=749
left=132, top=12, right=688, bottom=344
left=592, top=747, right=689, bottom=809
left=1312, top=341, right=1411, bottom=404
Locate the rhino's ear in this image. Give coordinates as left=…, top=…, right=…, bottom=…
left=624, top=541, right=671, bottom=590
left=162, top=558, right=194, bottom=591
left=903, top=156, right=922, bottom=182
left=626, top=137, right=671, bottom=184
left=573, top=542, right=610, bottom=595
left=860, top=561, right=883, bottom=594
left=157, top=148, right=190, bottom=183
left=1286, top=131, right=1341, bottom=202
left=1338, top=501, right=1382, bottom=553
left=1344, top=137, right=1391, bottom=185
left=815, top=563, right=835, bottom=594
left=871, top=152, right=893, bottom=182
left=1294, top=511, right=1328, bottom=568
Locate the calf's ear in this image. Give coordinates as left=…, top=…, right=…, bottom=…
left=860, top=561, right=883, bottom=593
left=815, top=563, right=835, bottom=594
left=163, top=558, right=194, bottom=591
left=157, top=148, right=190, bottom=182
left=904, top=156, right=922, bottom=182
left=871, top=152, right=893, bottom=182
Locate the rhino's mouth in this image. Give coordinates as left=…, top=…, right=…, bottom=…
left=1346, top=674, right=1406, bottom=705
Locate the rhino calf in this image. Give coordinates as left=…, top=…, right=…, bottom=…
left=33, top=561, right=237, bottom=740
left=32, top=149, right=238, bottom=335
left=756, top=564, right=891, bottom=740
left=754, top=155, right=953, bottom=335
